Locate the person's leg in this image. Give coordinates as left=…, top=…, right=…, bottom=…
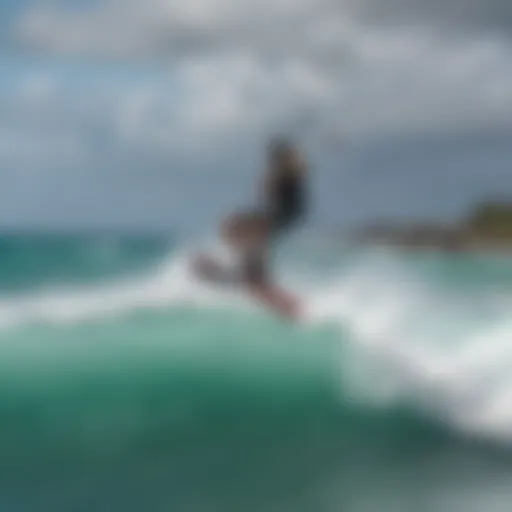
left=240, top=239, right=300, bottom=318
left=221, top=211, right=268, bottom=247
left=219, top=212, right=300, bottom=318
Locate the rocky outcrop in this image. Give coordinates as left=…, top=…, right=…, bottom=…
left=354, top=201, right=512, bottom=253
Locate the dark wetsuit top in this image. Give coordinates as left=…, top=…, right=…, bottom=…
left=268, top=171, right=306, bottom=236
left=242, top=171, right=306, bottom=285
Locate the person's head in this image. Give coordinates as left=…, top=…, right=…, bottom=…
left=267, top=137, right=299, bottom=170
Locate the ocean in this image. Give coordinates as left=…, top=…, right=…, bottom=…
left=1, top=232, right=512, bottom=512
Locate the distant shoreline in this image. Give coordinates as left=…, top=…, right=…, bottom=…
left=351, top=200, right=512, bottom=254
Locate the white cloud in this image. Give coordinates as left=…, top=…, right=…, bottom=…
left=0, top=0, right=511, bottom=228
left=6, top=0, right=512, bottom=153
left=14, top=0, right=512, bottom=58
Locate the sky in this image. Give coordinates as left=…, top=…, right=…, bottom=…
left=1, top=0, right=512, bottom=233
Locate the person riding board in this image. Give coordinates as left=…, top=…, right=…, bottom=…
left=215, top=137, right=308, bottom=317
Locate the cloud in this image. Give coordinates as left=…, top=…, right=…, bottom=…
left=13, top=0, right=512, bottom=59
left=6, top=0, right=512, bottom=149
left=1, top=0, right=512, bottom=229
left=352, top=0, right=512, bottom=34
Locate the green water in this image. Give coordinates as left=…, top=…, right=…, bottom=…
left=1, top=234, right=512, bottom=511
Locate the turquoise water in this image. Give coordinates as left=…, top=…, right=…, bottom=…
left=2, top=234, right=512, bottom=511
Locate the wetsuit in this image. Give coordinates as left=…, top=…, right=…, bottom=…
left=241, top=171, right=306, bottom=285
left=237, top=167, right=307, bottom=286
left=268, top=171, right=307, bottom=237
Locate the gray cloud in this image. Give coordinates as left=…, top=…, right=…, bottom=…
left=12, top=0, right=512, bottom=60
left=4, top=0, right=512, bottom=151
left=351, top=0, right=512, bottom=34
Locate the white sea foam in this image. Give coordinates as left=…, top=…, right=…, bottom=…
left=2, top=241, right=512, bottom=443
